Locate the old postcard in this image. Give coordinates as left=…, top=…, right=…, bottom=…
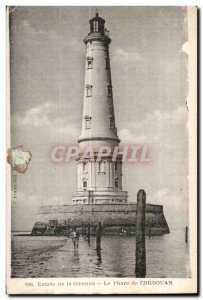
left=6, top=6, right=197, bottom=294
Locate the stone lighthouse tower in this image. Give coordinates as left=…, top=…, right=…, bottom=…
left=72, top=13, right=128, bottom=205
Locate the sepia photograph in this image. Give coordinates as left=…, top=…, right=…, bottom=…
left=7, top=5, right=197, bottom=294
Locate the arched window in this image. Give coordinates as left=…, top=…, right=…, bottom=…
left=98, top=161, right=105, bottom=173
left=84, top=115, right=92, bottom=129
left=82, top=161, right=87, bottom=173
left=93, top=21, right=99, bottom=32
left=86, top=84, right=93, bottom=97
left=87, top=57, right=93, bottom=69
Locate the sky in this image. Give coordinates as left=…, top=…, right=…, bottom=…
left=9, top=6, right=188, bottom=231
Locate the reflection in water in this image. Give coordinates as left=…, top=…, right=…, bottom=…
left=71, top=251, right=80, bottom=277
left=74, top=249, right=79, bottom=256
left=96, top=249, right=102, bottom=266
left=11, top=230, right=189, bottom=278
left=88, top=237, right=90, bottom=246
left=83, top=234, right=91, bottom=246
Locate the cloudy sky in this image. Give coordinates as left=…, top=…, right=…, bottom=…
left=9, top=6, right=188, bottom=231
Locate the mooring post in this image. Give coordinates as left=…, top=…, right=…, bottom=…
left=87, top=223, right=91, bottom=245
left=135, top=189, right=146, bottom=278
left=185, top=226, right=188, bottom=243
left=148, top=222, right=152, bottom=238
left=95, top=221, right=102, bottom=250
left=82, top=222, right=86, bottom=236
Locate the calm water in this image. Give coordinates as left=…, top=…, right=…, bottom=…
left=11, top=229, right=190, bottom=278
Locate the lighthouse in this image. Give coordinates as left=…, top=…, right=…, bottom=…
left=32, top=12, right=169, bottom=236
left=72, top=13, right=128, bottom=205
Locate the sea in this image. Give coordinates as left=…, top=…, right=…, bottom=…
left=11, top=228, right=190, bottom=278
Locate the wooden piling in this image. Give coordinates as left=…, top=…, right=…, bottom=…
left=135, top=189, right=146, bottom=278
left=81, top=222, right=85, bottom=236
left=95, top=222, right=102, bottom=250
left=87, top=223, right=91, bottom=245
left=185, top=226, right=188, bottom=243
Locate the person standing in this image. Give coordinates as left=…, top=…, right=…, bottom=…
left=71, top=228, right=79, bottom=251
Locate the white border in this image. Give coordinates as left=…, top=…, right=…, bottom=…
left=1, top=1, right=200, bottom=298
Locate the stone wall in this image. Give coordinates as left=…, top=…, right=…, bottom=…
left=32, top=203, right=169, bottom=236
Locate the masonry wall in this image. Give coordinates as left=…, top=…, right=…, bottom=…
left=32, top=203, right=170, bottom=236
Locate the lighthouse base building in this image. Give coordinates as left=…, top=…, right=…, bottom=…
left=72, top=154, right=128, bottom=205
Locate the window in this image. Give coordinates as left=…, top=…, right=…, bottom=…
left=109, top=116, right=114, bottom=129
left=98, top=161, right=105, bottom=173
left=107, top=85, right=112, bottom=97
left=87, top=57, right=93, bottom=69
left=115, top=162, right=118, bottom=171
left=83, top=162, right=87, bottom=173
left=86, top=85, right=93, bottom=97
left=84, top=115, right=92, bottom=129
left=105, top=57, right=110, bottom=70
left=83, top=181, right=87, bottom=188
left=93, top=21, right=99, bottom=32
left=115, top=178, right=118, bottom=188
